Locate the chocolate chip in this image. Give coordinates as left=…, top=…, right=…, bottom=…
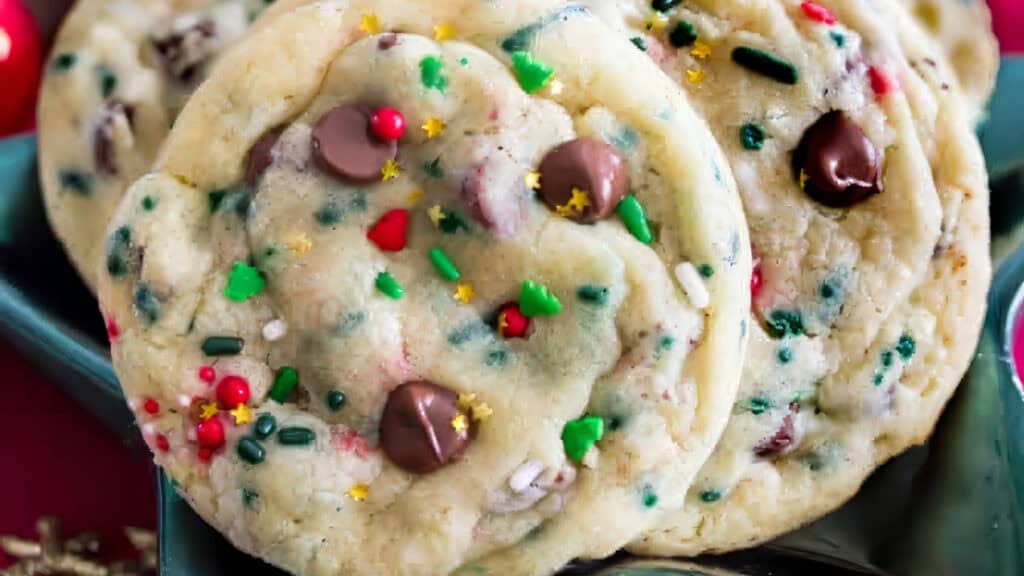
left=537, top=137, right=628, bottom=224
left=246, top=127, right=284, bottom=186
left=754, top=414, right=797, bottom=458
left=377, top=33, right=399, bottom=50
left=152, top=20, right=217, bottom=83
left=312, top=105, right=397, bottom=183
left=793, top=111, right=882, bottom=208
left=92, top=100, right=135, bottom=176
left=379, top=381, right=471, bottom=474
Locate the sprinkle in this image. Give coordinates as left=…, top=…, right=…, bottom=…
left=96, top=64, right=117, bottom=97
left=262, top=319, right=288, bottom=342
left=451, top=413, right=469, bottom=433
left=376, top=271, right=405, bottom=300
left=690, top=40, right=712, bottom=59
left=699, top=489, right=722, bottom=503
left=326, top=390, right=347, bottom=411
left=799, top=170, right=809, bottom=191
left=422, top=157, right=444, bottom=178
left=230, top=404, right=253, bottom=425
left=739, top=123, right=767, bottom=150
left=669, top=22, right=697, bottom=48
left=562, top=415, right=604, bottom=462
left=199, top=402, right=220, bottom=420
left=509, top=460, right=545, bottom=493
left=429, top=248, right=461, bottom=281
left=155, top=434, right=170, bottom=452
left=459, top=57, right=469, bottom=66
left=348, top=483, right=370, bottom=501
left=198, top=366, right=216, bottom=383
left=524, top=171, right=541, bottom=190
left=642, top=485, right=659, bottom=508
left=764, top=310, right=805, bottom=339
left=616, top=195, right=653, bottom=244
left=577, top=285, right=609, bottom=305
left=269, top=367, right=299, bottom=402
left=421, top=117, right=445, bottom=138
left=454, top=282, right=476, bottom=304
left=652, top=0, right=682, bottom=12
left=896, top=334, right=916, bottom=360
left=59, top=169, right=93, bottom=195
left=830, top=32, right=846, bottom=47
left=52, top=52, right=77, bottom=71
left=698, top=263, right=715, bottom=278
left=644, top=12, right=669, bottom=33
left=555, top=188, right=591, bottom=218
left=236, top=437, right=265, bottom=464
left=242, top=488, right=259, bottom=506
left=777, top=347, right=793, bottom=364
left=143, top=398, right=160, bottom=415
left=285, top=232, right=312, bottom=254
left=428, top=205, right=445, bottom=227
left=201, top=336, right=244, bottom=356
left=868, top=65, right=899, bottom=97
left=742, top=396, right=771, bottom=415
left=630, top=37, right=647, bottom=51
left=419, top=56, right=449, bottom=93
left=518, top=281, right=562, bottom=317
left=674, top=262, right=710, bottom=309
left=511, top=52, right=554, bottom=94
left=800, top=1, right=836, bottom=25
left=105, top=316, right=120, bottom=342
left=545, top=79, right=564, bottom=96
left=366, top=209, right=409, bottom=252
left=731, top=46, right=799, bottom=85
left=433, top=23, right=456, bottom=41
left=277, top=426, right=316, bottom=446
left=254, top=414, right=277, bottom=439
left=686, top=68, right=706, bottom=85
left=497, top=303, right=530, bottom=338
left=133, top=284, right=162, bottom=324
left=471, top=403, right=493, bottom=422
left=178, top=394, right=191, bottom=408
left=224, top=262, right=265, bottom=302
left=359, top=12, right=380, bottom=34
left=456, top=393, right=476, bottom=411
left=406, top=189, right=424, bottom=204
left=141, top=196, right=158, bottom=211
left=440, top=211, right=469, bottom=234
left=381, top=159, right=401, bottom=181
left=581, top=448, right=599, bottom=468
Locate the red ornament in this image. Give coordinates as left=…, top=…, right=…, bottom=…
left=366, top=209, right=409, bottom=252
left=196, top=417, right=225, bottom=449
left=497, top=302, right=530, bottom=338
left=198, top=365, right=216, bottom=384
left=105, top=316, right=120, bottom=342
left=868, top=65, right=899, bottom=98
left=369, top=107, right=406, bottom=141
left=155, top=434, right=170, bottom=452
left=0, top=0, right=42, bottom=136
left=143, top=397, right=160, bottom=415
left=216, top=375, right=250, bottom=409
left=800, top=2, right=836, bottom=25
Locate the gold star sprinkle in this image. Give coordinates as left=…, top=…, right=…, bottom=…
left=644, top=12, right=668, bottom=33
left=799, top=170, right=809, bottom=190
left=421, top=117, right=446, bottom=139
left=359, top=12, right=380, bottom=34
left=691, top=40, right=712, bottom=59
left=381, top=159, right=401, bottom=181
left=457, top=392, right=477, bottom=411
left=285, top=232, right=312, bottom=254
left=686, top=68, right=706, bottom=85
left=230, top=404, right=253, bottom=425
left=407, top=189, right=424, bottom=205
left=555, top=188, right=591, bottom=217
left=428, top=205, right=445, bottom=227
left=471, top=403, right=493, bottom=422
left=454, top=282, right=475, bottom=303
left=451, top=413, right=469, bottom=433
left=347, top=483, right=370, bottom=502
left=524, top=171, right=541, bottom=190
left=199, top=402, right=219, bottom=420
left=433, top=23, right=456, bottom=41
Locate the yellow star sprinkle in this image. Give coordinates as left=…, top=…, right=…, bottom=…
left=457, top=392, right=477, bottom=411
left=199, top=402, right=219, bottom=420
left=359, top=12, right=380, bottom=35
left=406, top=189, right=424, bottom=205
left=421, top=117, right=445, bottom=139
left=471, top=403, right=493, bottom=422
left=433, top=22, right=456, bottom=41
left=347, top=483, right=370, bottom=502
left=381, top=159, right=401, bottom=181
left=524, top=171, right=541, bottom=190
left=644, top=12, right=668, bottom=33
left=555, top=188, right=591, bottom=217
left=454, top=282, right=475, bottom=304
left=451, top=413, right=469, bottom=433
left=428, top=205, right=445, bottom=227
left=497, top=313, right=509, bottom=334
left=799, top=170, right=809, bottom=191
left=229, top=404, right=253, bottom=425
left=285, top=232, right=312, bottom=254
left=686, top=68, right=706, bottom=85
left=690, top=40, right=712, bottom=59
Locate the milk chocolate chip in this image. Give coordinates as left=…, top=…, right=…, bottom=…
left=379, top=381, right=471, bottom=474
left=793, top=110, right=882, bottom=208
left=537, top=137, right=628, bottom=224
left=312, top=105, right=397, bottom=183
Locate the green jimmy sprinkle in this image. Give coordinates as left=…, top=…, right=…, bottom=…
left=896, top=334, right=916, bottom=360
left=254, top=414, right=277, bottom=439
left=651, top=0, right=682, bottom=12
left=95, top=64, right=118, bottom=97
left=630, top=37, right=647, bottom=51
left=511, top=52, right=554, bottom=94
left=743, top=396, right=772, bottom=415
left=201, top=336, right=244, bottom=356
left=224, top=262, right=265, bottom=302
left=419, top=56, right=449, bottom=93
left=731, top=46, right=799, bottom=85
left=326, top=390, right=346, bottom=411
left=269, top=366, right=298, bottom=402
left=428, top=248, right=461, bottom=281
left=616, top=195, right=653, bottom=245
left=641, top=484, right=659, bottom=509
left=577, top=284, right=609, bottom=305
left=133, top=285, right=161, bottom=324
left=518, top=280, right=562, bottom=317
left=561, top=415, right=604, bottom=462
left=236, top=437, right=265, bottom=465
left=278, top=427, right=316, bottom=446
left=52, top=52, right=78, bottom=71
left=59, top=169, right=94, bottom=196
left=699, top=489, right=722, bottom=503
left=375, top=271, right=404, bottom=300
left=697, top=263, right=715, bottom=278
left=141, top=195, right=158, bottom=211
left=739, top=123, right=767, bottom=151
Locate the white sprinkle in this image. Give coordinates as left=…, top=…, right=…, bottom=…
left=141, top=423, right=156, bottom=437
left=547, top=79, right=564, bottom=96
left=674, top=262, right=710, bottom=309
left=178, top=394, right=192, bottom=408
left=508, top=460, right=545, bottom=493
left=581, top=447, right=599, bottom=469
left=262, top=319, right=288, bottom=342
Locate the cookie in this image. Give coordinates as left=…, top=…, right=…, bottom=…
left=37, top=0, right=272, bottom=290
left=579, top=0, right=990, bottom=556
left=96, top=2, right=751, bottom=574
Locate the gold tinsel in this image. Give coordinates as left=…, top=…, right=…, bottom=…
left=0, top=516, right=155, bottom=576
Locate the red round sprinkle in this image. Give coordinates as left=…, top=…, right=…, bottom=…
left=105, top=316, right=120, bottom=342
left=800, top=1, right=836, bottom=25
left=196, top=417, right=225, bottom=449
left=216, top=375, right=250, bottom=409
left=366, top=208, right=409, bottom=252
left=143, top=397, right=160, bottom=415
left=369, top=107, right=406, bottom=141
left=155, top=434, right=170, bottom=452
left=197, top=447, right=213, bottom=462
left=498, top=302, right=530, bottom=338
left=868, top=65, right=899, bottom=97
left=198, top=365, right=216, bottom=384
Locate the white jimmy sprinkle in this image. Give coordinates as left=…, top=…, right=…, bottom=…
left=581, top=447, right=599, bottom=469
left=262, top=319, right=288, bottom=342
left=508, top=460, right=545, bottom=493
left=674, top=261, right=710, bottom=309
left=178, top=394, right=192, bottom=408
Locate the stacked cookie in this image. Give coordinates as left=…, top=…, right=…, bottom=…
left=36, top=0, right=996, bottom=574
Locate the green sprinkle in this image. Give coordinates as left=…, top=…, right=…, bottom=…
left=873, top=372, right=884, bottom=386
left=896, top=334, right=916, bottom=360
left=224, top=262, right=265, bottom=302
left=652, top=0, right=682, bottom=12
left=607, top=414, right=626, bottom=431
left=630, top=37, right=647, bottom=51
left=141, top=196, right=158, bottom=211
left=764, top=309, right=805, bottom=339
left=133, top=285, right=161, bottom=324
left=699, top=489, right=722, bottom=503
left=439, top=210, right=469, bottom=234
left=731, top=46, right=799, bottom=85
left=820, top=281, right=836, bottom=299
left=95, top=64, right=118, bottom=97
left=561, top=415, right=604, bottom=462
left=316, top=202, right=342, bottom=225
left=577, top=285, right=609, bottom=305
left=375, top=271, right=404, bottom=300
left=52, top=52, right=78, bottom=71
left=428, top=248, right=460, bottom=281
left=326, top=390, right=346, bottom=411
left=208, top=190, right=227, bottom=212
left=422, top=158, right=445, bottom=178
left=511, top=52, right=554, bottom=94
left=269, top=367, right=298, bottom=402
left=459, top=57, right=469, bottom=66
left=419, top=56, right=449, bottom=93
left=254, top=414, right=277, bottom=439
left=518, top=280, right=562, bottom=317
left=334, top=311, right=365, bottom=338
left=485, top=349, right=509, bottom=366
left=242, top=488, right=259, bottom=507
left=830, top=32, right=846, bottom=48
left=59, top=169, right=93, bottom=195
left=278, top=426, right=316, bottom=446
left=236, top=437, right=265, bottom=465
left=739, top=123, right=767, bottom=151
left=777, top=346, right=793, bottom=364
left=616, top=195, right=653, bottom=245
left=106, top=226, right=135, bottom=277
left=448, top=321, right=490, bottom=346
left=697, top=263, right=715, bottom=278
left=881, top=349, right=894, bottom=368
left=658, top=335, right=676, bottom=352
left=742, top=396, right=772, bottom=415
left=201, top=336, right=244, bottom=356
left=641, top=484, right=659, bottom=508
left=669, top=21, right=698, bottom=47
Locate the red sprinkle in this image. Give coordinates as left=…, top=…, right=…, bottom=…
left=216, top=375, right=250, bottom=409
left=366, top=209, right=409, bottom=252
left=198, top=365, right=216, bottom=384
left=105, top=316, right=120, bottom=342
left=751, top=260, right=763, bottom=302
left=155, top=434, right=170, bottom=452
left=497, top=302, right=530, bottom=338
left=196, top=417, right=225, bottom=449
left=197, top=447, right=213, bottom=462
left=369, top=107, right=406, bottom=141
left=143, top=397, right=160, bottom=415
left=868, top=65, right=899, bottom=97
left=800, top=1, right=836, bottom=25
